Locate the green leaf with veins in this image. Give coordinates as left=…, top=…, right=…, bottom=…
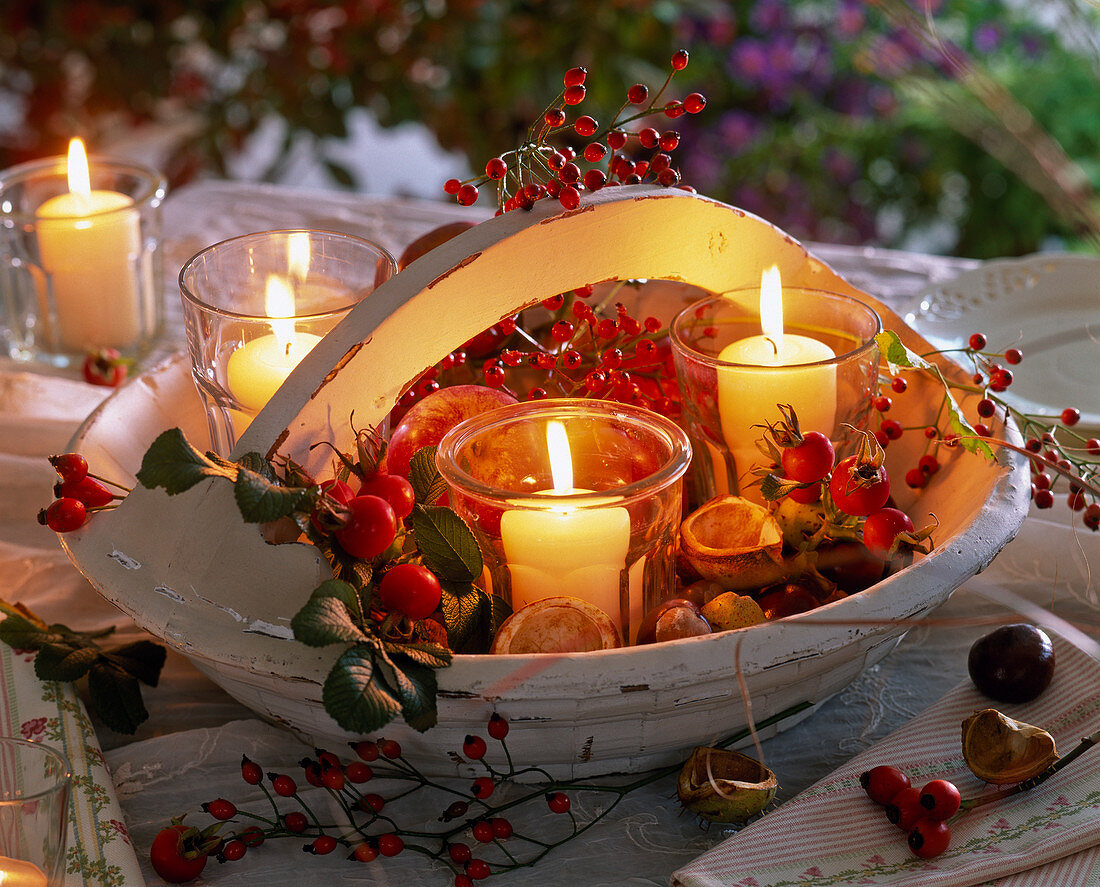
left=385, top=654, right=439, bottom=732
left=321, top=644, right=402, bottom=734
left=233, top=465, right=314, bottom=523
left=292, top=595, right=368, bottom=648
left=408, top=446, right=449, bottom=506
left=88, top=662, right=147, bottom=735
left=34, top=643, right=97, bottom=681
left=104, top=640, right=167, bottom=686
left=381, top=640, right=452, bottom=670
left=411, top=505, right=482, bottom=582
left=136, top=428, right=236, bottom=494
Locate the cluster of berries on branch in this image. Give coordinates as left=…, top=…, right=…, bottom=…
left=443, top=50, right=705, bottom=213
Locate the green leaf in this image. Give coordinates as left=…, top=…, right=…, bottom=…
left=408, top=447, right=448, bottom=506
left=233, top=466, right=314, bottom=523
left=381, top=640, right=452, bottom=670
left=87, top=662, right=148, bottom=734
left=945, top=399, right=996, bottom=459
left=309, top=579, right=364, bottom=622
left=321, top=644, right=401, bottom=734
left=440, top=580, right=485, bottom=651
left=33, top=643, right=97, bottom=681
left=383, top=654, right=439, bottom=733
left=237, top=451, right=278, bottom=483
left=292, top=596, right=368, bottom=648
left=0, top=613, right=59, bottom=650
left=875, top=330, right=934, bottom=373
left=104, top=640, right=167, bottom=687
left=136, top=428, right=236, bottom=494
left=411, top=505, right=482, bottom=582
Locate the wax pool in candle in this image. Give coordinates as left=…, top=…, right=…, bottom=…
left=717, top=266, right=837, bottom=487
left=0, top=856, right=48, bottom=887
left=226, top=276, right=322, bottom=413
left=34, top=138, right=142, bottom=351
left=500, top=421, right=631, bottom=637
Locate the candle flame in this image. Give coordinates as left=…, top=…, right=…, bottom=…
left=287, top=231, right=311, bottom=280
left=759, top=265, right=784, bottom=347
left=264, top=275, right=297, bottom=349
left=546, top=421, right=574, bottom=493
left=66, top=137, right=92, bottom=207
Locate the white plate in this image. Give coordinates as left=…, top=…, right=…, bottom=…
left=905, top=254, right=1100, bottom=429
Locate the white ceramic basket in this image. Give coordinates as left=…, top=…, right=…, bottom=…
left=61, top=187, right=1029, bottom=777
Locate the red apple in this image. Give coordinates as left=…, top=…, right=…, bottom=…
left=386, top=384, right=518, bottom=478
left=397, top=221, right=476, bottom=271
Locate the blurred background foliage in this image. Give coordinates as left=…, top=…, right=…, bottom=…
left=2, top=0, right=1098, bottom=258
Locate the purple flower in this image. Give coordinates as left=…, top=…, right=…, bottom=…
left=836, top=0, right=866, bottom=39
left=974, top=23, right=1003, bottom=53
left=718, top=111, right=761, bottom=150
left=751, top=0, right=788, bottom=32
left=731, top=38, right=769, bottom=82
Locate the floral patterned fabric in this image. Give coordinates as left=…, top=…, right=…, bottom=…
left=673, top=636, right=1100, bottom=887
left=1, top=644, right=144, bottom=886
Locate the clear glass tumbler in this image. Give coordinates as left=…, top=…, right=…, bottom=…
left=436, top=398, right=692, bottom=645
left=0, top=153, right=166, bottom=366
left=670, top=288, right=881, bottom=502
left=179, top=229, right=397, bottom=455
left=0, top=737, right=72, bottom=887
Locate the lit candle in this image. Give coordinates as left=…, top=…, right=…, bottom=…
left=0, top=856, right=48, bottom=887
left=34, top=138, right=142, bottom=351
left=717, top=266, right=837, bottom=486
left=226, top=275, right=322, bottom=413
left=500, top=421, right=632, bottom=637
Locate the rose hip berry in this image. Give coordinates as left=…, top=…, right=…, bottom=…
left=270, top=774, right=297, bottom=797
left=472, top=821, right=494, bottom=843
left=203, top=799, right=237, bottom=820
left=546, top=792, right=571, bottom=814
left=908, top=818, right=951, bottom=858
left=487, top=713, right=509, bottom=740
left=49, top=453, right=89, bottom=482
left=860, top=765, right=911, bottom=805
left=284, top=811, right=308, bottom=833
left=39, top=498, right=87, bottom=532
left=379, top=563, right=442, bottom=620
left=335, top=495, right=397, bottom=559
left=918, top=779, right=961, bottom=820
left=449, top=842, right=473, bottom=864
left=781, top=431, right=835, bottom=483
left=471, top=776, right=494, bottom=799
left=466, top=859, right=491, bottom=880
left=380, top=739, right=402, bottom=759
left=463, top=735, right=487, bottom=760
left=221, top=839, right=247, bottom=861
left=346, top=761, right=372, bottom=783
left=378, top=833, right=404, bottom=857
left=309, top=835, right=338, bottom=855
left=885, top=786, right=925, bottom=832
left=354, top=739, right=379, bottom=761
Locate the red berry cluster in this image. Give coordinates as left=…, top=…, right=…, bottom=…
left=443, top=50, right=705, bottom=213
left=150, top=715, right=590, bottom=886
left=879, top=332, right=1097, bottom=527
left=37, top=452, right=127, bottom=533
left=860, top=766, right=958, bottom=859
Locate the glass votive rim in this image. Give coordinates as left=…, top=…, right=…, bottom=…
left=669, top=287, right=883, bottom=368
left=178, top=228, right=397, bottom=321
left=0, top=153, right=167, bottom=218
left=0, top=736, right=73, bottom=802
left=436, top=398, right=693, bottom=509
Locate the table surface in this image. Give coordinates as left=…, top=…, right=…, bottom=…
left=1, top=180, right=1096, bottom=887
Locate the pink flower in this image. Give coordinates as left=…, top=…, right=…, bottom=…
left=20, top=717, right=47, bottom=740
left=803, top=866, right=824, bottom=877
left=109, top=820, right=131, bottom=845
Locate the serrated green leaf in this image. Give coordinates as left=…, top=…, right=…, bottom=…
left=875, top=330, right=933, bottom=373
left=321, top=644, right=401, bottom=734
left=105, top=640, right=167, bottom=687
left=411, top=505, right=482, bottom=582
left=292, top=596, right=368, bottom=647
left=136, top=428, right=237, bottom=494
left=409, top=447, right=448, bottom=506
left=88, top=662, right=147, bottom=734
left=233, top=467, right=314, bottom=523
left=0, top=613, right=59, bottom=650
left=759, top=473, right=808, bottom=502
left=33, top=643, right=97, bottom=681
left=309, top=579, right=364, bottom=622
left=945, top=399, right=996, bottom=459
left=237, top=451, right=278, bottom=483
left=384, top=654, right=439, bottom=732
left=440, top=580, right=484, bottom=651
left=381, top=640, right=452, bottom=670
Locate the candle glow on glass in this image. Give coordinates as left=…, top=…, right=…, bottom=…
left=717, top=265, right=838, bottom=490
left=34, top=138, right=142, bottom=350
left=0, top=856, right=48, bottom=887
left=225, top=275, right=322, bottom=413
left=500, top=420, right=631, bottom=636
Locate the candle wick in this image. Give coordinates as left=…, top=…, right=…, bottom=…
left=284, top=341, right=292, bottom=358
left=762, top=336, right=779, bottom=358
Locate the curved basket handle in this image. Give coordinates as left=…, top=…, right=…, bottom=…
left=234, top=187, right=892, bottom=475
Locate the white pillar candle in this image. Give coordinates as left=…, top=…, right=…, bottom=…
left=34, top=138, right=142, bottom=351
left=226, top=275, right=322, bottom=413
left=717, top=266, right=837, bottom=488
left=500, top=421, right=631, bottom=635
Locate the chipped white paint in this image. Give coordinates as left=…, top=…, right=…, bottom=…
left=61, top=187, right=1029, bottom=777
left=153, top=585, right=184, bottom=603
left=244, top=621, right=295, bottom=640
left=107, top=550, right=141, bottom=570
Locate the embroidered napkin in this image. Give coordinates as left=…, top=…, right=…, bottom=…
left=673, top=636, right=1100, bottom=887
left=1, top=643, right=145, bottom=887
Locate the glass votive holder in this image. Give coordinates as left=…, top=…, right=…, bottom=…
left=0, top=737, right=72, bottom=887
left=436, top=398, right=692, bottom=645
left=179, top=229, right=397, bottom=455
left=670, top=288, right=881, bottom=502
left=0, top=151, right=166, bottom=366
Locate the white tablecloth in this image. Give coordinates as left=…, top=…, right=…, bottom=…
left=2, top=181, right=1095, bottom=886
